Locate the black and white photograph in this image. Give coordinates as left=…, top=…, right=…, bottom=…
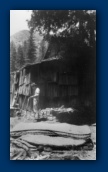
left=10, top=10, right=96, bottom=160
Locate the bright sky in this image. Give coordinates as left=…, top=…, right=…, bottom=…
left=10, top=10, right=32, bottom=36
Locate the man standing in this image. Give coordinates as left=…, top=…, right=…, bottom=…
left=28, top=87, right=40, bottom=119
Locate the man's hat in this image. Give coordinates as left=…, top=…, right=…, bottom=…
left=31, top=83, right=37, bottom=87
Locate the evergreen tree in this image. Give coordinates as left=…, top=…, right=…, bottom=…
left=16, top=45, right=25, bottom=70
left=10, top=41, right=17, bottom=72
left=39, top=39, right=47, bottom=61
left=27, top=29, right=36, bottom=63
left=23, top=40, right=29, bottom=64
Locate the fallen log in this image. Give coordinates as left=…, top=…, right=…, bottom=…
left=11, top=122, right=91, bottom=136
left=10, top=121, right=94, bottom=160
left=11, top=129, right=90, bottom=140
left=20, top=134, right=86, bottom=147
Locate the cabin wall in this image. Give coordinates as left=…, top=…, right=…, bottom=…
left=10, top=47, right=95, bottom=111
left=30, top=60, right=79, bottom=109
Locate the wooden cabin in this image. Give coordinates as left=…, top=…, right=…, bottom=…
left=10, top=37, right=96, bottom=113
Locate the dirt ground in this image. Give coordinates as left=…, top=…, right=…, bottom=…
left=10, top=117, right=96, bottom=160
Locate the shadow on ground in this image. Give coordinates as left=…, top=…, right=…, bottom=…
left=52, top=106, right=96, bottom=125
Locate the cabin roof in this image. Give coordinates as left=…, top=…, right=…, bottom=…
left=10, top=57, right=61, bottom=74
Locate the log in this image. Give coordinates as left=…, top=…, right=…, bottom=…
left=11, top=130, right=90, bottom=140
left=20, top=134, right=86, bottom=147
left=11, top=122, right=91, bottom=136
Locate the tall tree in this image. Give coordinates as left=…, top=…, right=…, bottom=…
left=23, top=40, right=29, bottom=64
left=16, top=45, right=25, bottom=70
left=10, top=41, right=17, bottom=72
left=27, top=29, right=36, bottom=63
left=28, top=10, right=96, bottom=48
left=38, top=39, right=48, bottom=61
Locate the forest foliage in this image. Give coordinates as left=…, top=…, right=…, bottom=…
left=10, top=10, right=96, bottom=72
